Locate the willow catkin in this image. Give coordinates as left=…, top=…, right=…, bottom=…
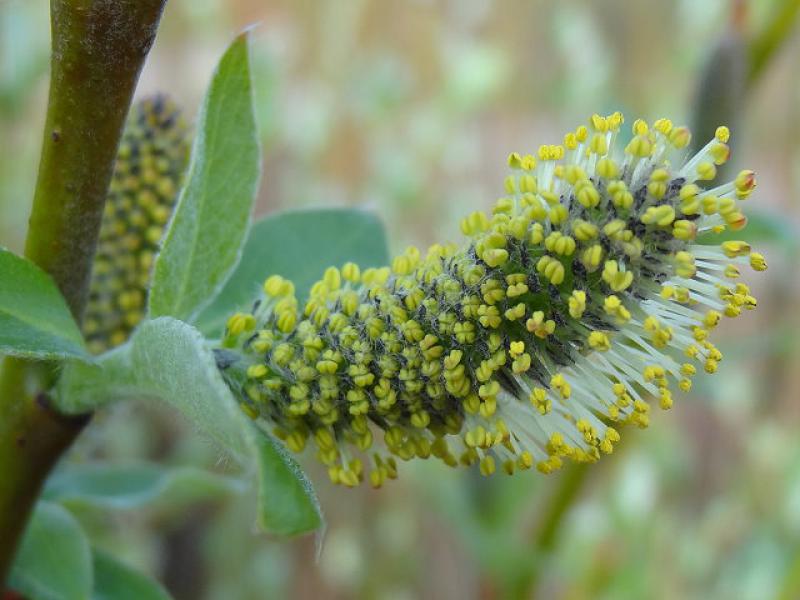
left=84, top=96, right=190, bottom=353
left=218, top=113, right=764, bottom=488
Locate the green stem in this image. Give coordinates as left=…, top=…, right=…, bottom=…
left=747, top=0, right=800, bottom=87
left=0, top=359, right=90, bottom=581
left=511, top=465, right=591, bottom=598
left=0, top=0, right=167, bottom=583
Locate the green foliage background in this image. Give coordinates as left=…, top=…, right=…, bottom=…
left=2, top=0, right=799, bottom=598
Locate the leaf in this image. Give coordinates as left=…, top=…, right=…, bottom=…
left=254, top=432, right=322, bottom=535
left=149, top=33, right=261, bottom=322
left=8, top=501, right=93, bottom=600
left=57, top=317, right=322, bottom=536
left=697, top=208, right=798, bottom=251
left=194, top=208, right=390, bottom=336
left=91, top=549, right=171, bottom=600
left=0, top=247, right=89, bottom=361
left=43, top=462, right=244, bottom=512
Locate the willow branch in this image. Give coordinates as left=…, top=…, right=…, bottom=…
left=0, top=0, right=168, bottom=582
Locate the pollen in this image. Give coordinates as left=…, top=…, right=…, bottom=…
left=217, top=113, right=766, bottom=487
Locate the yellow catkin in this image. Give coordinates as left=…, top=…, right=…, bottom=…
left=219, top=113, right=765, bottom=487
left=84, top=96, right=190, bottom=353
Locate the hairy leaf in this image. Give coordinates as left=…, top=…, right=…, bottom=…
left=149, top=33, right=261, bottom=322
left=0, top=247, right=89, bottom=361
left=8, top=502, right=93, bottom=600
left=44, top=462, right=244, bottom=511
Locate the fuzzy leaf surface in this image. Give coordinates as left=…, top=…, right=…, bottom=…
left=149, top=33, right=261, bottom=322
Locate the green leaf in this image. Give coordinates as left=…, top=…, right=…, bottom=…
left=9, top=501, right=93, bottom=600
left=0, top=247, right=89, bottom=361
left=195, top=208, right=390, bottom=336
left=43, top=463, right=244, bottom=512
left=57, top=318, right=322, bottom=536
left=149, top=33, right=261, bottom=322
left=697, top=208, right=798, bottom=250
left=254, top=431, right=323, bottom=535
left=91, top=549, right=171, bottom=600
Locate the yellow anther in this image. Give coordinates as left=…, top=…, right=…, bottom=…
left=544, top=232, right=576, bottom=256
left=581, top=244, right=604, bottom=271
left=606, top=180, right=632, bottom=209
left=626, top=135, right=652, bottom=157
left=530, top=387, right=550, bottom=414
left=572, top=220, right=598, bottom=241
left=669, top=126, right=691, bottom=149
left=323, top=266, right=341, bottom=291
left=512, top=354, right=531, bottom=374
left=478, top=381, right=500, bottom=401
left=507, top=282, right=529, bottom=298
left=277, top=309, right=297, bottom=333
left=482, top=248, right=509, bottom=268
left=545, top=204, right=566, bottom=225
left=503, top=302, right=525, bottom=321
left=602, top=261, right=634, bottom=292
left=341, top=262, right=361, bottom=283
left=722, top=240, right=751, bottom=258
left=247, top=364, right=268, bottom=379
left=674, top=251, right=696, bottom=278
left=536, top=255, right=566, bottom=286
left=735, top=170, right=756, bottom=199
left=227, top=312, right=256, bottom=336
left=479, top=456, right=496, bottom=477
left=587, top=331, right=611, bottom=352
left=603, top=294, right=631, bottom=323
left=647, top=168, right=670, bottom=199
left=591, top=113, right=608, bottom=132
left=710, top=142, right=730, bottom=165
left=507, top=152, right=523, bottom=169
left=550, top=373, right=571, bottom=399
left=749, top=252, right=767, bottom=271
left=568, top=290, right=587, bottom=319
left=526, top=311, right=556, bottom=338
left=596, top=157, right=619, bottom=179
left=589, top=133, right=608, bottom=155
left=704, top=310, right=721, bottom=329
left=659, top=388, right=673, bottom=410
left=641, top=204, right=676, bottom=227
left=672, top=220, right=696, bottom=241
left=696, top=161, right=717, bottom=180
left=575, top=180, right=600, bottom=208
left=654, top=118, right=673, bottom=135
left=460, top=211, right=490, bottom=236
left=264, top=275, right=294, bottom=297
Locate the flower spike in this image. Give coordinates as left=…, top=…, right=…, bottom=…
left=218, top=113, right=765, bottom=488
left=84, top=96, right=190, bottom=353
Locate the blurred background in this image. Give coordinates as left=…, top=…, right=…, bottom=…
left=2, top=0, right=800, bottom=598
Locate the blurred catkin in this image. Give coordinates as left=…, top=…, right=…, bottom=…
left=83, top=96, right=190, bottom=353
